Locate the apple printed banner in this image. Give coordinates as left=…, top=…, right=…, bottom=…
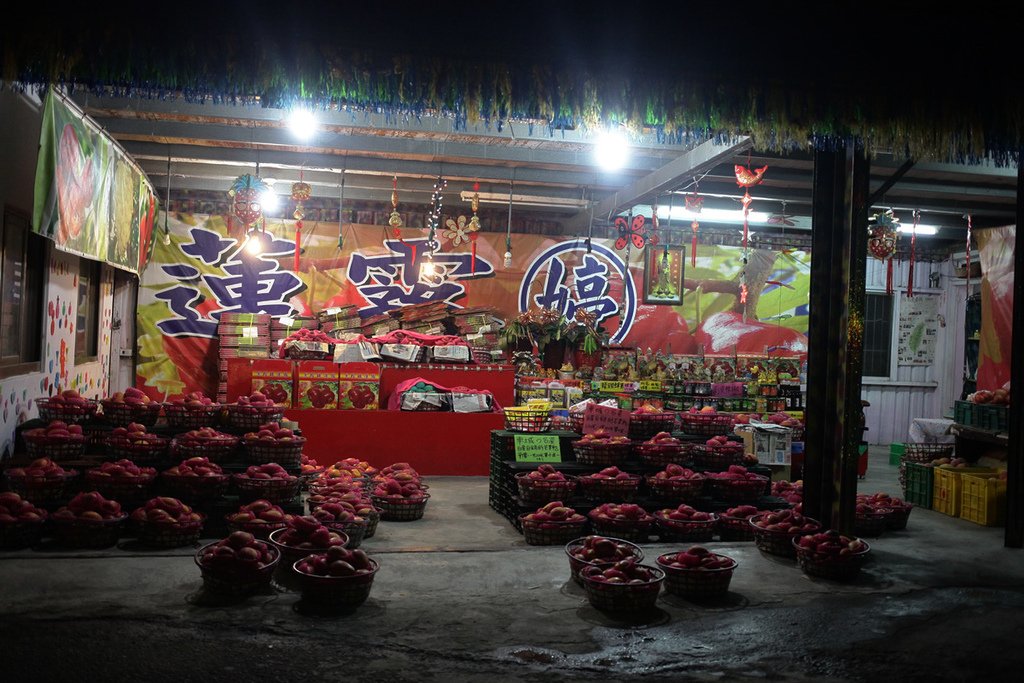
left=32, top=88, right=158, bottom=274
left=136, top=212, right=810, bottom=400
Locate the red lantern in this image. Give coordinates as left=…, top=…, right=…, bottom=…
left=868, top=210, right=899, bottom=295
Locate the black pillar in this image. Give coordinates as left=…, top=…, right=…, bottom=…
left=1006, top=156, right=1024, bottom=548
left=804, top=140, right=869, bottom=533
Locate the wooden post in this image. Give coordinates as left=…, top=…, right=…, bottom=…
left=1006, top=157, right=1024, bottom=548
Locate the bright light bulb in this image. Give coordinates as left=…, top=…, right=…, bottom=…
left=503, top=251, right=513, bottom=268
left=287, top=108, right=317, bottom=140
left=594, top=131, right=629, bottom=172
left=260, top=191, right=280, bottom=213
left=898, top=224, right=938, bottom=235
left=244, top=233, right=264, bottom=255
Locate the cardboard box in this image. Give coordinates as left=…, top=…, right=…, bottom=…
left=250, top=359, right=295, bottom=408
left=296, top=361, right=340, bottom=410
left=338, top=362, right=381, bottom=410
left=736, top=423, right=793, bottom=466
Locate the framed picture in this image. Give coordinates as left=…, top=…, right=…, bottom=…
left=642, top=245, right=685, bottom=305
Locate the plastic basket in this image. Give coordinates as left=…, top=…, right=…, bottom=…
left=24, top=435, right=87, bottom=463
left=0, top=517, right=47, bottom=550
left=503, top=408, right=552, bottom=433
left=224, top=405, right=286, bottom=431
left=519, top=515, right=588, bottom=546
left=653, top=512, right=718, bottom=542
left=691, top=443, right=746, bottom=471
left=902, top=462, right=934, bottom=509
left=902, top=443, right=954, bottom=463
left=976, top=404, right=1009, bottom=432
left=84, top=471, right=158, bottom=503
left=645, top=475, right=705, bottom=502
left=564, top=536, right=644, bottom=585
left=232, top=475, right=301, bottom=505
left=194, top=541, right=281, bottom=597
left=162, top=403, right=222, bottom=430
left=580, top=564, right=665, bottom=613
left=137, top=515, right=206, bottom=548
left=515, top=473, right=577, bottom=504
left=572, top=441, right=632, bottom=467
left=635, top=441, right=693, bottom=468
left=853, top=510, right=889, bottom=537
left=160, top=472, right=231, bottom=502
left=628, top=413, right=678, bottom=441
left=241, top=438, right=306, bottom=468
left=106, top=435, right=170, bottom=464
left=717, top=514, right=758, bottom=541
left=100, top=400, right=162, bottom=427
left=170, top=435, right=239, bottom=463
left=656, top=552, right=737, bottom=598
left=577, top=474, right=642, bottom=502
left=36, top=398, right=99, bottom=425
left=933, top=466, right=997, bottom=517
left=299, top=466, right=326, bottom=491
left=587, top=513, right=655, bottom=544
left=371, top=493, right=430, bottom=521
left=749, top=514, right=821, bottom=558
left=51, top=515, right=127, bottom=549
left=704, top=475, right=769, bottom=502
left=678, top=413, right=735, bottom=436
left=362, top=507, right=381, bottom=539
left=268, top=528, right=350, bottom=567
left=293, top=558, right=380, bottom=612
left=793, top=537, right=871, bottom=581
left=959, top=473, right=1007, bottom=526
left=4, top=471, right=78, bottom=506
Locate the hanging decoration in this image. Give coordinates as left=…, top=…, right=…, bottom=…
left=685, top=185, right=703, bottom=267
left=290, top=173, right=312, bottom=272
left=907, top=210, right=919, bottom=298
left=964, top=213, right=973, bottom=291
left=613, top=214, right=656, bottom=250
left=504, top=174, right=515, bottom=269
left=734, top=163, right=766, bottom=310
left=426, top=175, right=447, bottom=255
left=468, top=182, right=481, bottom=273
left=337, top=169, right=346, bottom=249
left=388, top=175, right=414, bottom=261
left=868, top=209, right=900, bottom=295
left=227, top=174, right=269, bottom=229
left=650, top=201, right=660, bottom=246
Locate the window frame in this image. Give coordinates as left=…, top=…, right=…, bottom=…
left=862, top=290, right=898, bottom=381
left=74, top=257, right=102, bottom=364
left=0, top=205, right=47, bottom=379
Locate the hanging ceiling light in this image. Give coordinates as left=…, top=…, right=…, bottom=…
left=594, top=130, right=629, bottom=172
left=287, top=108, right=317, bottom=140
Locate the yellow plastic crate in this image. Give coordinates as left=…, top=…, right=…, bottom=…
left=932, top=466, right=996, bottom=517
left=959, top=473, right=1007, bottom=526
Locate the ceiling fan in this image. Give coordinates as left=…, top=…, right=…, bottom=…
left=766, top=201, right=796, bottom=227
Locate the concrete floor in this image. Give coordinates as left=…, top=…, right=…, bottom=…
left=1, top=448, right=1022, bottom=682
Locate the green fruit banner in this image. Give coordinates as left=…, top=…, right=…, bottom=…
left=32, top=88, right=158, bottom=273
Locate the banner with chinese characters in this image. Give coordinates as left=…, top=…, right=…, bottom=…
left=136, top=213, right=810, bottom=399
left=975, top=225, right=1015, bottom=391
left=32, top=88, right=158, bottom=273
left=897, top=294, right=939, bottom=365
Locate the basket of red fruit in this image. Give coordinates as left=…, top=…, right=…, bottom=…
left=105, top=423, right=169, bottom=464
left=519, top=502, right=588, bottom=545
left=0, top=492, right=47, bottom=549
left=679, top=408, right=734, bottom=436
left=195, top=531, right=281, bottom=597
left=793, top=530, right=871, bottom=581
left=646, top=465, right=705, bottom=502
left=325, top=458, right=379, bottom=484
left=859, top=492, right=913, bottom=530
left=371, top=477, right=430, bottom=522
left=749, top=510, right=821, bottom=558
left=692, top=436, right=746, bottom=471
left=771, top=480, right=804, bottom=508
left=233, top=463, right=301, bottom=504
left=50, top=492, right=128, bottom=549
left=85, top=459, right=158, bottom=503
left=587, top=503, right=655, bottom=543
left=628, top=406, right=678, bottom=441
left=36, top=390, right=99, bottom=424
left=310, top=500, right=369, bottom=549
left=577, top=467, right=642, bottom=502
left=281, top=329, right=336, bottom=360
left=564, top=535, right=645, bottom=585
left=268, top=516, right=350, bottom=585
left=225, top=499, right=293, bottom=539
left=634, top=432, right=691, bottom=467
left=579, top=558, right=665, bottom=613
left=572, top=431, right=632, bottom=466
left=3, top=458, right=78, bottom=506
left=160, top=457, right=231, bottom=502
left=853, top=497, right=890, bottom=538
left=516, top=465, right=576, bottom=504
left=298, top=455, right=326, bottom=490
left=653, top=504, right=717, bottom=542
left=171, top=428, right=239, bottom=463
left=241, top=422, right=305, bottom=467
left=704, top=466, right=770, bottom=502
left=162, top=392, right=222, bottom=430
left=131, top=496, right=206, bottom=548
left=656, top=546, right=738, bottom=598
left=225, top=392, right=286, bottom=431
left=716, top=505, right=763, bottom=541
left=22, top=421, right=87, bottom=462
left=292, top=546, right=380, bottom=612
left=100, top=388, right=162, bottom=427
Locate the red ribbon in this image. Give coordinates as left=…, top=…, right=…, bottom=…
left=294, top=221, right=302, bottom=272
left=965, top=214, right=973, bottom=288
left=907, top=212, right=918, bottom=298
left=691, top=220, right=699, bottom=267
left=886, top=257, right=894, bottom=296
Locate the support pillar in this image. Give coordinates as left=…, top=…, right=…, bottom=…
left=1006, top=156, right=1024, bottom=548
left=804, top=140, right=869, bottom=532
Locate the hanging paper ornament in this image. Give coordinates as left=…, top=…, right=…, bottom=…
left=614, top=215, right=654, bottom=250
left=424, top=175, right=447, bottom=257
left=685, top=188, right=703, bottom=267
left=468, top=182, right=481, bottom=274
left=734, top=164, right=767, bottom=250
left=907, top=211, right=919, bottom=298
left=444, top=216, right=471, bottom=246
left=291, top=176, right=311, bottom=272
left=227, top=174, right=269, bottom=228
left=388, top=175, right=403, bottom=230
left=868, top=209, right=900, bottom=295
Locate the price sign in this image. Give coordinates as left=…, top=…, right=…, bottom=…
left=581, top=403, right=631, bottom=436
left=514, top=434, right=562, bottom=462
left=639, top=380, right=662, bottom=392
left=241, top=326, right=259, bottom=338
left=279, top=316, right=295, bottom=327
left=325, top=307, right=342, bottom=316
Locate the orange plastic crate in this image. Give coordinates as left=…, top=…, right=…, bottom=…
left=959, top=473, right=1007, bottom=526
left=932, top=466, right=996, bottom=517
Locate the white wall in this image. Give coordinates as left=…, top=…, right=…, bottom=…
left=0, top=89, right=115, bottom=459
left=861, top=256, right=962, bottom=445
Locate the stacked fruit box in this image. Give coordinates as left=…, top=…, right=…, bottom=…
left=361, top=314, right=401, bottom=338
left=396, top=302, right=450, bottom=335
left=217, top=313, right=271, bottom=403
left=318, top=306, right=363, bottom=340
left=452, top=307, right=503, bottom=363
left=270, top=316, right=318, bottom=353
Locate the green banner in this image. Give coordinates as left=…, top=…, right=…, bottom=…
left=32, top=88, right=158, bottom=273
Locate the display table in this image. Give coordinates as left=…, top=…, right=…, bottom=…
left=284, top=409, right=503, bottom=476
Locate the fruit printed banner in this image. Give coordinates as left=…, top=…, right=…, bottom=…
left=137, top=212, right=809, bottom=400
left=975, top=225, right=1015, bottom=391
left=32, top=88, right=158, bottom=274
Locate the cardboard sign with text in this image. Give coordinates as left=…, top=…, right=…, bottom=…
left=513, top=434, right=562, bottom=462
left=581, top=403, right=631, bottom=436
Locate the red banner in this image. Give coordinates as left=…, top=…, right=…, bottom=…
left=976, top=225, right=1016, bottom=391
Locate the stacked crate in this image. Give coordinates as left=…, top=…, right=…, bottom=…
left=318, top=306, right=363, bottom=340
left=270, top=316, right=318, bottom=353
left=217, top=313, right=271, bottom=403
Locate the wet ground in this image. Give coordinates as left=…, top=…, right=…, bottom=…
left=1, top=449, right=1022, bottom=682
